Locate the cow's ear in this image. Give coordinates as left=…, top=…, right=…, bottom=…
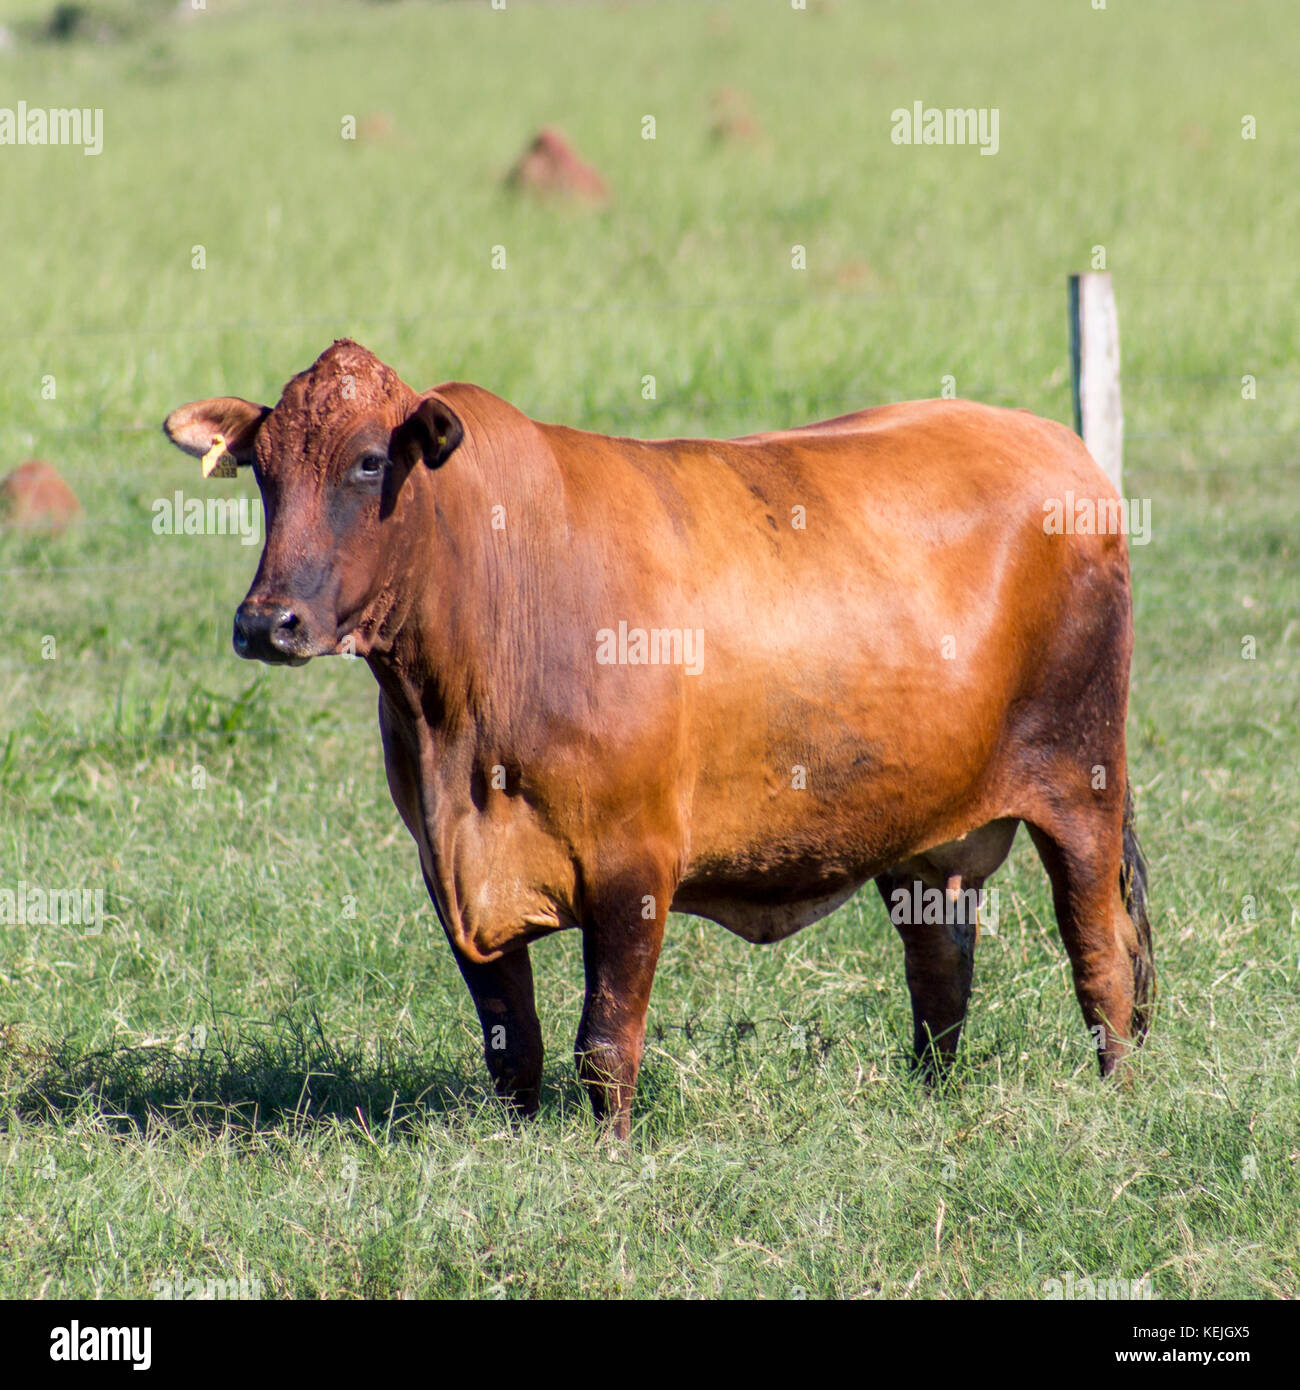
left=163, top=397, right=270, bottom=464
left=404, top=393, right=464, bottom=469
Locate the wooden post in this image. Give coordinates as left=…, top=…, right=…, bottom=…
left=1068, top=271, right=1123, bottom=492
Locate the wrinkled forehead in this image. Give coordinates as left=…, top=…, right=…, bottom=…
left=256, top=342, right=416, bottom=471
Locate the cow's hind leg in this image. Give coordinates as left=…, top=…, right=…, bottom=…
left=1027, top=779, right=1153, bottom=1074
left=876, top=871, right=979, bottom=1077
left=877, top=820, right=1016, bottom=1076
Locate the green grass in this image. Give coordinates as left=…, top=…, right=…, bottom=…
left=1, top=0, right=1297, bottom=1299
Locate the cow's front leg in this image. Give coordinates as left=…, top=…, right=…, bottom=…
left=450, top=942, right=544, bottom=1118
left=420, top=865, right=543, bottom=1116
left=574, top=883, right=668, bottom=1140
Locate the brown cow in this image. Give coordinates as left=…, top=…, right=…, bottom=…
left=164, top=340, right=1154, bottom=1138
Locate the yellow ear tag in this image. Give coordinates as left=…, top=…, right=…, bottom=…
left=201, top=433, right=237, bottom=479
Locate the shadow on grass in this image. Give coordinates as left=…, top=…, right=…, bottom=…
left=2, top=1008, right=977, bottom=1140
left=0, top=1009, right=522, bottom=1139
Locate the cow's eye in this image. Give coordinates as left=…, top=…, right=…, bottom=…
left=352, top=453, right=387, bottom=483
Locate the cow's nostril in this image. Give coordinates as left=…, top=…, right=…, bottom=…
left=234, top=603, right=303, bottom=661
left=270, top=609, right=299, bottom=649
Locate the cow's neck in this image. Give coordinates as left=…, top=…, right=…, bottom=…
left=364, top=430, right=580, bottom=749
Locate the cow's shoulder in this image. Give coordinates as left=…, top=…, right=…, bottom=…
left=429, top=381, right=536, bottom=435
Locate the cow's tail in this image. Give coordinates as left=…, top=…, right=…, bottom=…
left=1120, top=774, right=1155, bottom=1044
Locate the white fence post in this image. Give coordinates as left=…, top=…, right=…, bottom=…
left=1068, top=271, right=1123, bottom=492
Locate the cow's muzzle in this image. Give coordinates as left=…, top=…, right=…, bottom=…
left=233, top=601, right=313, bottom=665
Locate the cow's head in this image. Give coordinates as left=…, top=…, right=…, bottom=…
left=163, top=340, right=462, bottom=664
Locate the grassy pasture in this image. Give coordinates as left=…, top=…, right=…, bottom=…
left=0, top=0, right=1297, bottom=1299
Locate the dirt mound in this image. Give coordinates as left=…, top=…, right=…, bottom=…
left=0, top=459, right=81, bottom=532
left=709, top=88, right=762, bottom=143
left=505, top=127, right=609, bottom=204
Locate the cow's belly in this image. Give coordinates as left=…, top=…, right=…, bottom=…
left=672, top=797, right=891, bottom=943
left=673, top=818, right=1019, bottom=943
left=671, top=669, right=1019, bottom=943
left=672, top=880, right=865, bottom=943
left=672, top=808, right=894, bottom=942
